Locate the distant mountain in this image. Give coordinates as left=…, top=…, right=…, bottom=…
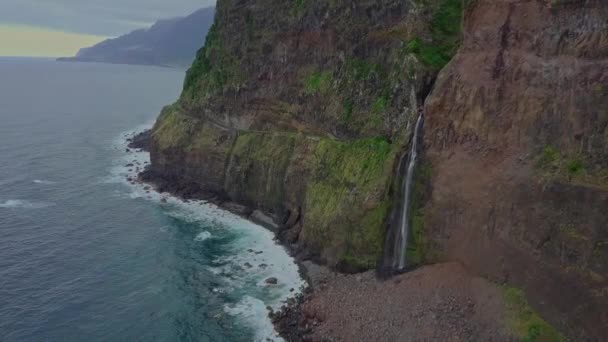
left=58, top=7, right=215, bottom=68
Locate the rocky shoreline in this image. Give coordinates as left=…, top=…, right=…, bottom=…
left=127, top=129, right=528, bottom=342
left=127, top=129, right=317, bottom=326
left=272, top=261, right=528, bottom=342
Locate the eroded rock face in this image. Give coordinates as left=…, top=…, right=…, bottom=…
left=147, top=0, right=459, bottom=270
left=424, top=0, right=608, bottom=339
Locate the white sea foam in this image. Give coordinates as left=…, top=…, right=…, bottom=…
left=0, top=199, right=52, bottom=209
left=33, top=179, right=56, bottom=185
left=225, top=296, right=283, bottom=342
left=107, top=125, right=306, bottom=341
left=194, top=231, right=213, bottom=242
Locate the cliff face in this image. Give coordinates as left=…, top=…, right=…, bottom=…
left=148, top=0, right=462, bottom=270
left=424, top=0, right=608, bottom=339
left=148, top=0, right=607, bottom=338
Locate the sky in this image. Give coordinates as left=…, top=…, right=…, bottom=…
left=0, top=0, right=216, bottom=57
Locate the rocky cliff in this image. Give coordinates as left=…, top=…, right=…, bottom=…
left=147, top=0, right=607, bottom=339
left=147, top=0, right=463, bottom=271
left=424, top=0, right=608, bottom=339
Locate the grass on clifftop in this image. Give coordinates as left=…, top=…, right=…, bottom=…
left=504, top=287, right=564, bottom=342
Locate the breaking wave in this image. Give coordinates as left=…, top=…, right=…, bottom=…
left=0, top=199, right=52, bottom=209
left=107, top=126, right=305, bottom=341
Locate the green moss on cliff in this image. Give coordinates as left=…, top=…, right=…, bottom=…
left=232, top=132, right=297, bottom=161
left=221, top=130, right=399, bottom=269
left=305, top=71, right=332, bottom=95
left=406, top=162, right=433, bottom=266
left=345, top=58, right=381, bottom=82
left=342, top=199, right=392, bottom=269
left=504, top=287, right=564, bottom=342
left=536, top=145, right=608, bottom=190
left=227, top=132, right=298, bottom=210
left=303, top=137, right=396, bottom=269
left=410, top=0, right=464, bottom=70
left=335, top=57, right=398, bottom=132
left=341, top=100, right=354, bottom=122
left=182, top=23, right=244, bottom=104
left=372, top=94, right=390, bottom=114
left=152, top=104, right=197, bottom=150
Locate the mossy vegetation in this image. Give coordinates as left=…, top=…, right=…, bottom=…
left=232, top=132, right=297, bottom=161
left=372, top=93, right=390, bottom=114
left=152, top=104, right=197, bottom=150
left=345, top=58, right=381, bottom=82
left=341, top=100, right=354, bottom=121
left=305, top=71, right=332, bottom=95
left=504, top=287, right=564, bottom=342
left=566, top=159, right=584, bottom=177
left=335, top=58, right=397, bottom=132
left=182, top=24, right=244, bottom=103
left=406, top=162, right=433, bottom=265
left=304, top=137, right=397, bottom=269
left=152, top=102, right=399, bottom=269
left=290, top=0, right=307, bottom=18
left=536, top=145, right=608, bottom=189
left=409, top=0, right=465, bottom=70
left=538, top=146, right=561, bottom=169
left=220, top=130, right=398, bottom=270
left=228, top=132, right=298, bottom=210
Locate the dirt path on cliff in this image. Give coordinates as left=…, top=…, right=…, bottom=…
left=285, top=262, right=516, bottom=342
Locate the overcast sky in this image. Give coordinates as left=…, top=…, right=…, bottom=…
left=0, top=0, right=216, bottom=36
left=0, top=0, right=216, bottom=56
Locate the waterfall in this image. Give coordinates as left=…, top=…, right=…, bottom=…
left=394, top=113, right=424, bottom=270
left=381, top=113, right=424, bottom=274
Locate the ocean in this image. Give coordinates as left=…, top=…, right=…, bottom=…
left=0, top=58, right=304, bottom=342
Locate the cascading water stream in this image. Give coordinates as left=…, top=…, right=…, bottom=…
left=390, top=113, right=424, bottom=272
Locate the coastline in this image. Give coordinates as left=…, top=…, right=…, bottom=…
left=127, top=129, right=324, bottom=340
left=120, top=127, right=307, bottom=341
left=126, top=129, right=525, bottom=342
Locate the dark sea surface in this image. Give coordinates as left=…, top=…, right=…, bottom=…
left=0, top=58, right=303, bottom=342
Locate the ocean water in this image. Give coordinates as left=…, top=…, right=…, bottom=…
left=0, top=58, right=304, bottom=342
